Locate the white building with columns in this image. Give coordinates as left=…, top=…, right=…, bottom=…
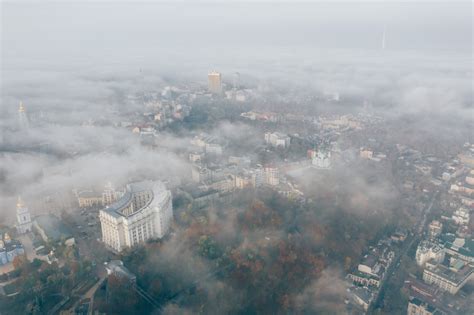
left=99, top=181, right=172, bottom=252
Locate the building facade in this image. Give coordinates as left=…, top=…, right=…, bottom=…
left=407, top=297, right=445, bottom=315
left=264, top=132, right=291, bottom=148
left=312, top=151, right=332, bottom=169
left=422, top=261, right=474, bottom=294
left=16, top=196, right=32, bottom=234
left=415, top=241, right=445, bottom=267
left=264, top=166, right=280, bottom=186
left=208, top=71, right=222, bottom=94
left=99, top=181, right=173, bottom=252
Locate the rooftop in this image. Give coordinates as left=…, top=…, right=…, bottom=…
left=105, top=260, right=136, bottom=281
left=103, top=181, right=167, bottom=218
left=425, top=262, right=474, bottom=285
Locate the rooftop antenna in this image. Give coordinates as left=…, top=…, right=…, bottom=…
left=382, top=25, right=386, bottom=50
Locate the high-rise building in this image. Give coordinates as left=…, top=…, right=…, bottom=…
left=99, top=181, right=173, bottom=252
left=16, top=196, right=32, bottom=234
left=264, top=166, right=280, bottom=186
left=208, top=71, right=222, bottom=94
left=232, top=72, right=240, bottom=90
left=18, top=101, right=29, bottom=129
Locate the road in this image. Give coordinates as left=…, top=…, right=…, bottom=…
left=368, top=189, right=439, bottom=314
left=62, top=207, right=112, bottom=264
left=65, top=274, right=106, bottom=315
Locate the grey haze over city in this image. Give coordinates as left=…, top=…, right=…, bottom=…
left=0, top=1, right=473, bottom=314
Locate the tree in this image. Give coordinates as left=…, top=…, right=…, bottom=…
left=198, top=235, right=221, bottom=260
left=12, top=255, right=28, bottom=271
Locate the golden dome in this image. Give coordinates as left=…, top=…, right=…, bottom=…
left=16, top=196, right=24, bottom=208
left=19, top=101, right=25, bottom=113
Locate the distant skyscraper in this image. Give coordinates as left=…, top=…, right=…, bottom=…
left=18, top=101, right=29, bottom=129
left=232, top=72, right=240, bottom=90
left=208, top=71, right=222, bottom=94
left=16, top=196, right=32, bottom=234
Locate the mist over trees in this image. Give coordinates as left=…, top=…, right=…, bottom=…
left=0, top=1, right=472, bottom=314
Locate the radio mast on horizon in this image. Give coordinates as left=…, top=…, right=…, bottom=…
left=382, top=25, right=387, bottom=50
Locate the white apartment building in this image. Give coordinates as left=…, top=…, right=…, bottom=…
left=422, top=261, right=474, bottom=294
left=264, top=132, right=290, bottom=148
left=264, top=166, right=280, bottom=186
left=452, top=207, right=470, bottom=225
left=415, top=241, right=445, bottom=267
left=312, top=151, right=332, bottom=169
left=99, top=181, right=172, bottom=252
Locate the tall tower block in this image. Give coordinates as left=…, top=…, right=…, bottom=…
left=208, top=71, right=222, bottom=94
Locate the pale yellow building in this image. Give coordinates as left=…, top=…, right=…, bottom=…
left=208, top=71, right=222, bottom=94
left=77, top=191, right=103, bottom=208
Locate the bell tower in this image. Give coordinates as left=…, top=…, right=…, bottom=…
left=16, top=196, right=32, bottom=234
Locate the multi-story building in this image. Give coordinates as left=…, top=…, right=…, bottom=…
left=443, top=237, right=474, bottom=263
left=102, top=182, right=122, bottom=206
left=16, top=196, right=32, bottom=234
left=351, top=286, right=373, bottom=311
left=189, top=152, right=203, bottom=163
left=206, top=175, right=235, bottom=193
left=422, top=261, right=474, bottom=294
left=415, top=241, right=445, bottom=267
left=360, top=147, right=374, bottom=159
left=235, top=170, right=256, bottom=189
left=205, top=143, right=223, bottom=155
left=312, top=150, right=332, bottom=169
left=452, top=207, right=470, bottom=225
left=99, top=181, right=173, bottom=252
left=358, top=254, right=382, bottom=277
left=428, top=220, right=443, bottom=240
left=264, top=132, right=291, bottom=148
left=347, top=270, right=381, bottom=287
left=192, top=165, right=211, bottom=183
left=208, top=71, right=222, bottom=94
left=407, top=297, right=446, bottom=315
left=77, top=191, right=103, bottom=208
left=264, top=166, right=280, bottom=186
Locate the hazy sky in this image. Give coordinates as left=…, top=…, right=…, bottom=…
left=1, top=1, right=472, bottom=72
